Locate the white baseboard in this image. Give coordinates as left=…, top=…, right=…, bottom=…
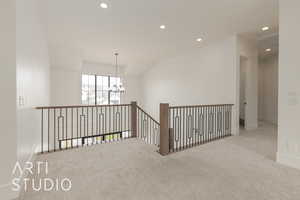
left=277, top=152, right=300, bottom=170
left=232, top=125, right=240, bottom=136
left=245, top=123, right=258, bottom=130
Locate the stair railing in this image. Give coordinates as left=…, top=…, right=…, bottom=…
left=136, top=105, right=160, bottom=147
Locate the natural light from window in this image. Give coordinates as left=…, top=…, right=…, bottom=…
left=82, top=74, right=121, bottom=105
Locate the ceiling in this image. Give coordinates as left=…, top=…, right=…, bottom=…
left=40, top=0, right=279, bottom=74
left=258, top=31, right=279, bottom=59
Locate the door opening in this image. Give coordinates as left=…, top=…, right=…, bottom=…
left=239, top=57, right=247, bottom=129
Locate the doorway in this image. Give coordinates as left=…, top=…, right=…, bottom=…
left=239, top=57, right=247, bottom=129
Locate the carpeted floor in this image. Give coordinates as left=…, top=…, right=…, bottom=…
left=18, top=123, right=300, bottom=200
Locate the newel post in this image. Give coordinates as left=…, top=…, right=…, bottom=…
left=131, top=101, right=137, bottom=137
left=159, top=103, right=170, bottom=155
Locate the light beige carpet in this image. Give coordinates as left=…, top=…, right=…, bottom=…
left=18, top=123, right=300, bottom=200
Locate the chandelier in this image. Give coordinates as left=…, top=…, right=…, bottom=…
left=109, top=53, right=125, bottom=93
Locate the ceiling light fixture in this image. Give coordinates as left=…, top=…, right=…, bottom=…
left=196, top=38, right=203, bottom=42
left=100, top=2, right=108, bottom=9
left=262, top=26, right=269, bottom=31
left=160, top=25, right=166, bottom=30
left=265, top=48, right=271, bottom=52
left=108, top=53, right=125, bottom=93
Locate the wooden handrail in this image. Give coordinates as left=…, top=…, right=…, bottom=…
left=136, top=105, right=160, bottom=125
left=169, top=104, right=234, bottom=109
left=36, top=104, right=131, bottom=110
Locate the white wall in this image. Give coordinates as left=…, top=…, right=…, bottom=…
left=122, top=75, right=142, bottom=104
left=141, top=35, right=258, bottom=134
left=51, top=67, right=81, bottom=105
left=0, top=1, right=18, bottom=199
left=258, top=54, right=278, bottom=125
left=141, top=37, right=237, bottom=127
left=237, top=36, right=259, bottom=130
left=277, top=0, right=300, bottom=169
left=50, top=61, right=141, bottom=106
left=0, top=0, right=48, bottom=199
left=16, top=0, right=51, bottom=168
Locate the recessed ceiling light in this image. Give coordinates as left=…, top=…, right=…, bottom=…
left=160, top=25, right=166, bottom=30
left=196, top=38, right=203, bottom=42
left=262, top=26, right=269, bottom=31
left=100, top=2, right=108, bottom=8
left=265, top=48, right=271, bottom=52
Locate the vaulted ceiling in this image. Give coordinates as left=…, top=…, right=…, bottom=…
left=41, top=0, right=278, bottom=74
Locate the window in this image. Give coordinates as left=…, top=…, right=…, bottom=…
left=81, top=74, right=121, bottom=105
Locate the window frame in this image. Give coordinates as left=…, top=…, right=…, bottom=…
left=81, top=74, right=121, bottom=105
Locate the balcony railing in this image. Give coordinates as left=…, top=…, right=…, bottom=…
left=159, top=103, right=234, bottom=155
left=37, top=104, right=133, bottom=153
left=36, top=102, right=233, bottom=155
